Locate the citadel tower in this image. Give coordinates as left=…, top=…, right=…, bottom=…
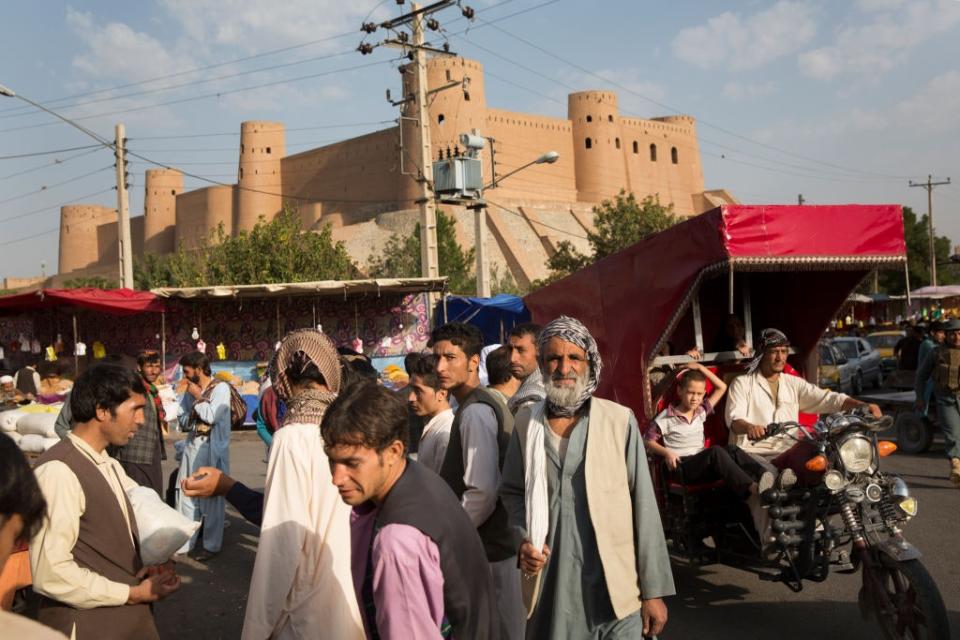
left=236, top=121, right=285, bottom=232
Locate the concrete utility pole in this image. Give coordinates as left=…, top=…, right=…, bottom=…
left=470, top=202, right=491, bottom=296
left=114, top=123, right=134, bottom=289
left=909, top=174, right=952, bottom=287
left=798, top=194, right=805, bottom=205
left=410, top=5, right=439, bottom=283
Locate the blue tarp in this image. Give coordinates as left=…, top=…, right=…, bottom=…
left=436, top=294, right=530, bottom=345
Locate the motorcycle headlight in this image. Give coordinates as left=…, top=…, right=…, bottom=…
left=839, top=436, right=874, bottom=473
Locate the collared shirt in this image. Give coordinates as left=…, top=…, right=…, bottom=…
left=457, top=403, right=501, bottom=527
left=351, top=504, right=446, bottom=640
left=417, top=408, right=454, bottom=475
left=0, top=609, right=67, bottom=639
left=648, top=399, right=713, bottom=457
left=724, top=371, right=848, bottom=455
left=30, top=434, right=138, bottom=612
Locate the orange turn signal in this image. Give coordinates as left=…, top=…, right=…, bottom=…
left=878, top=441, right=897, bottom=457
left=804, top=455, right=828, bottom=472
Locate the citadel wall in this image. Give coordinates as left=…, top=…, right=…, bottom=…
left=175, top=185, right=235, bottom=251
left=58, top=204, right=117, bottom=274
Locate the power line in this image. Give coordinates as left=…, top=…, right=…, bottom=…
left=464, top=18, right=916, bottom=182
left=0, top=226, right=61, bottom=248
left=484, top=198, right=588, bottom=240
left=129, top=120, right=395, bottom=141
left=0, top=166, right=114, bottom=205
left=0, top=187, right=116, bottom=224
left=0, top=147, right=102, bottom=182
left=0, top=143, right=102, bottom=161
left=0, top=59, right=395, bottom=135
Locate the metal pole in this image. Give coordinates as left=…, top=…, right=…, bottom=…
left=114, top=123, right=134, bottom=289
left=72, top=314, right=78, bottom=376
left=474, top=203, right=491, bottom=297
left=927, top=175, right=937, bottom=287
left=161, top=311, right=166, bottom=375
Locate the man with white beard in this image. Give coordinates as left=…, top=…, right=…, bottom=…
left=500, top=316, right=675, bottom=639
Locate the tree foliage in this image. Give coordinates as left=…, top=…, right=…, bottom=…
left=536, top=191, right=678, bottom=286
left=869, top=205, right=959, bottom=294
left=134, top=206, right=356, bottom=289
left=63, top=276, right=115, bottom=289
left=367, top=209, right=478, bottom=294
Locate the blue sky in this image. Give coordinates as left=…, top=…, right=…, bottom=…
left=1, top=0, right=958, bottom=280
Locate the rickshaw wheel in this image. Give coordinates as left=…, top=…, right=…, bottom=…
left=865, top=554, right=950, bottom=640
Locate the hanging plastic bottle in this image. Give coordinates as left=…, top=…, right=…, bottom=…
left=92, top=341, right=106, bottom=359
left=45, top=345, right=57, bottom=362
left=75, top=341, right=87, bottom=357
left=216, top=342, right=227, bottom=360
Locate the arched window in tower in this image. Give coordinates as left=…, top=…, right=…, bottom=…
left=608, top=115, right=614, bottom=122
left=632, top=141, right=639, bottom=154
left=585, top=137, right=593, bottom=149
left=671, top=147, right=678, bottom=164
left=240, top=144, right=245, bottom=153
left=615, top=137, right=621, bottom=149
left=438, top=114, right=445, bottom=124
left=650, top=143, right=658, bottom=162
left=586, top=115, right=593, bottom=123
left=239, top=168, right=244, bottom=179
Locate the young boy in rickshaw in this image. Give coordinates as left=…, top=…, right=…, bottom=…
left=644, top=362, right=772, bottom=499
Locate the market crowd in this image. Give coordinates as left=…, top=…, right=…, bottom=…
left=7, top=311, right=941, bottom=640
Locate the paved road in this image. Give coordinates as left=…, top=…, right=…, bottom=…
left=154, top=433, right=959, bottom=639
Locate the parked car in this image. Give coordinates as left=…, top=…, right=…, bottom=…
left=818, top=341, right=855, bottom=393
left=831, top=336, right=884, bottom=394
left=865, top=329, right=905, bottom=373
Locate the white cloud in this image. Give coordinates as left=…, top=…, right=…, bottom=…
left=856, top=0, right=908, bottom=12
left=66, top=7, right=193, bottom=82
left=672, top=2, right=817, bottom=71
left=798, top=1, right=960, bottom=80
left=893, top=70, right=960, bottom=133
left=722, top=81, right=776, bottom=101
left=159, top=0, right=386, bottom=53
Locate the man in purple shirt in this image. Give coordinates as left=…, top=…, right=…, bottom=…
left=322, top=382, right=497, bottom=640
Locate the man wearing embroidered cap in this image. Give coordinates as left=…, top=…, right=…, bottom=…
left=500, top=315, right=674, bottom=639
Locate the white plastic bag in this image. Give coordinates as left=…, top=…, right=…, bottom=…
left=19, top=433, right=45, bottom=453
left=0, top=410, right=24, bottom=432
left=127, top=485, right=200, bottom=565
left=17, top=412, right=58, bottom=437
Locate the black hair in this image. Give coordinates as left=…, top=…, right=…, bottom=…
left=37, top=361, right=63, bottom=379
left=286, top=361, right=327, bottom=388
left=508, top=322, right=543, bottom=342
left=340, top=356, right=379, bottom=391
left=179, top=351, right=211, bottom=376
left=404, top=351, right=423, bottom=376
left=70, top=363, right=147, bottom=423
left=486, top=346, right=514, bottom=386
left=321, top=382, right=408, bottom=453
left=136, top=350, right=161, bottom=367
left=0, top=436, right=46, bottom=544
left=407, top=353, right=441, bottom=390
left=430, top=322, right=483, bottom=359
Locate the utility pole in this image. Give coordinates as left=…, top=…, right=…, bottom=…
left=909, top=174, right=951, bottom=287
left=798, top=194, right=805, bottom=205
left=470, top=202, right=491, bottom=296
left=410, top=5, right=439, bottom=284
left=114, top=123, right=134, bottom=289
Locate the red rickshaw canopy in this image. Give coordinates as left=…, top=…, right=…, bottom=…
left=524, top=204, right=907, bottom=417
left=0, top=287, right=165, bottom=316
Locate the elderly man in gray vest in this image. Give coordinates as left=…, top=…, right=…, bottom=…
left=500, top=316, right=674, bottom=639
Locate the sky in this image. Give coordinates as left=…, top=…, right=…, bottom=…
left=1, top=0, right=959, bottom=280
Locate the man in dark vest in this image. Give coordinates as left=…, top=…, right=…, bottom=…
left=109, top=350, right=167, bottom=496
left=322, top=382, right=496, bottom=639
left=915, top=318, right=960, bottom=486
left=30, top=363, right=181, bottom=640
left=431, top=322, right=523, bottom=639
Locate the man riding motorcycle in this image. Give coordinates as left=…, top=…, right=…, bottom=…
left=725, top=328, right=882, bottom=458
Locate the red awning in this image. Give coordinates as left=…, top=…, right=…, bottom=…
left=524, top=204, right=907, bottom=415
left=0, top=288, right=165, bottom=316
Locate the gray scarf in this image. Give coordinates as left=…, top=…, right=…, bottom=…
left=537, top=316, right=603, bottom=417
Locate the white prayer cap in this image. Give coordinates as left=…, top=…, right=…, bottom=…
left=0, top=375, right=13, bottom=384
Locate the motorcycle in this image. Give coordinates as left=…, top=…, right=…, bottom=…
left=659, top=409, right=950, bottom=640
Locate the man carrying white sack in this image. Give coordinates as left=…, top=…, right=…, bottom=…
left=500, top=316, right=674, bottom=639
left=30, top=363, right=180, bottom=640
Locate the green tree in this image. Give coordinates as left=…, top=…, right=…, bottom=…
left=536, top=191, right=677, bottom=286
left=63, top=276, right=115, bottom=289
left=367, top=209, right=477, bottom=294
left=134, top=205, right=356, bottom=288
left=871, top=206, right=959, bottom=294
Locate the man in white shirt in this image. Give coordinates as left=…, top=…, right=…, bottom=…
left=406, top=353, right=454, bottom=474
left=30, top=363, right=180, bottom=640
left=725, top=328, right=881, bottom=457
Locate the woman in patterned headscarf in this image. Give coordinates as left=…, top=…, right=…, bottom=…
left=243, top=329, right=364, bottom=640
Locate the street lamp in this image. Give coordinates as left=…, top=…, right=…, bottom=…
left=485, top=149, right=559, bottom=190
